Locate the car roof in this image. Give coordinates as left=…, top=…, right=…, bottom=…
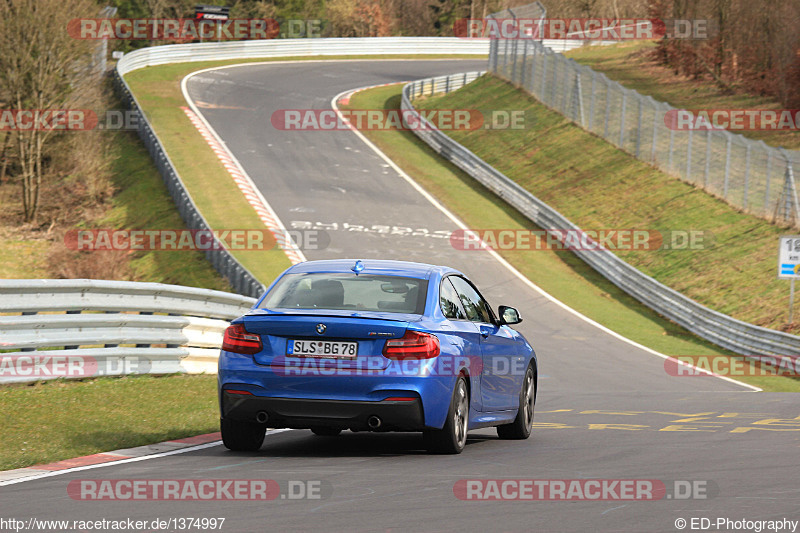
left=286, top=259, right=459, bottom=279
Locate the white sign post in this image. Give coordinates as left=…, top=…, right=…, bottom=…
left=778, top=235, right=800, bottom=322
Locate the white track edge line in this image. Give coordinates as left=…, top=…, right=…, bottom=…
left=180, top=69, right=307, bottom=264
left=0, top=430, right=294, bottom=486
left=331, top=83, right=761, bottom=393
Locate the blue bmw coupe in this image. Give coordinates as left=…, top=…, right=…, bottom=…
left=218, top=259, right=537, bottom=454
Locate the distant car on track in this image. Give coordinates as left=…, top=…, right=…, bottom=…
left=218, top=259, right=537, bottom=454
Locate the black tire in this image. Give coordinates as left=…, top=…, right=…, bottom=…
left=497, top=365, right=535, bottom=440
left=220, top=418, right=266, bottom=451
left=424, top=377, right=469, bottom=454
left=310, top=427, right=342, bottom=437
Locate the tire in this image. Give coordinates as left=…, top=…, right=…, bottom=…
left=497, top=365, right=535, bottom=440
left=311, top=427, right=342, bottom=437
left=220, top=418, right=266, bottom=451
left=424, top=377, right=469, bottom=454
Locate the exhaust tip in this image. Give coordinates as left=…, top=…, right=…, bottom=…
left=367, top=415, right=382, bottom=429
left=255, top=411, right=269, bottom=424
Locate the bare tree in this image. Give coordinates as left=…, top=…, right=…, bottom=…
left=0, top=0, right=99, bottom=223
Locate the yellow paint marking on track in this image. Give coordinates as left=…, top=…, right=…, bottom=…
left=659, top=424, right=725, bottom=432
left=587, top=424, right=649, bottom=431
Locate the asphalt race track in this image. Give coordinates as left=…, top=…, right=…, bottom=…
left=3, top=60, right=799, bottom=532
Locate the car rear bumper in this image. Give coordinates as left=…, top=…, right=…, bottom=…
left=221, top=391, right=425, bottom=431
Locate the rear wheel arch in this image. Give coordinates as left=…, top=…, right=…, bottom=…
left=458, top=367, right=471, bottom=399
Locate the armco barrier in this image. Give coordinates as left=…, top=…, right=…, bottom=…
left=112, top=37, right=589, bottom=297
left=402, top=73, right=800, bottom=358
left=0, top=279, right=255, bottom=384
left=112, top=38, right=492, bottom=299
left=0, top=39, right=597, bottom=385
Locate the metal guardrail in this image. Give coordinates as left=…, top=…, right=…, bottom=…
left=0, top=280, right=256, bottom=384
left=112, top=70, right=265, bottom=299
left=112, top=37, right=502, bottom=299
left=115, top=37, right=491, bottom=75
left=403, top=73, right=800, bottom=357
left=113, top=37, right=588, bottom=298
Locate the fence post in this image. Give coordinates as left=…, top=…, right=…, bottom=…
left=618, top=90, right=627, bottom=148
left=519, top=39, right=528, bottom=85
left=650, top=101, right=659, bottom=162
left=589, top=70, right=596, bottom=132
left=511, top=38, right=519, bottom=83
left=685, top=127, right=693, bottom=182
left=562, top=59, right=573, bottom=112
left=723, top=135, right=732, bottom=198
left=743, top=144, right=751, bottom=209
left=603, top=77, right=611, bottom=138
left=776, top=153, right=800, bottom=224
left=529, top=41, right=538, bottom=95
left=550, top=54, right=559, bottom=106
left=635, top=96, right=643, bottom=158
left=445, top=74, right=450, bottom=94
left=540, top=50, right=548, bottom=97
left=765, top=149, right=773, bottom=215
left=668, top=125, right=675, bottom=171
left=570, top=71, right=585, bottom=126
left=704, top=129, right=712, bottom=188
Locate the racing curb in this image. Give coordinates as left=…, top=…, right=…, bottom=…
left=180, top=105, right=304, bottom=264
left=0, top=432, right=221, bottom=483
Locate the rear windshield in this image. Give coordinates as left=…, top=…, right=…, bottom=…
left=262, top=273, right=428, bottom=315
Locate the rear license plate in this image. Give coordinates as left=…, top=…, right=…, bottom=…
left=288, top=340, right=358, bottom=358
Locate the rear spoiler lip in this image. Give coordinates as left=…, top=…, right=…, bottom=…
left=243, top=308, right=424, bottom=323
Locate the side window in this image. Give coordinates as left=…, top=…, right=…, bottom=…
left=449, top=276, right=493, bottom=323
left=440, top=278, right=466, bottom=319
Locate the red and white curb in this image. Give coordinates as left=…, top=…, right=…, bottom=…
left=0, top=433, right=222, bottom=485
left=0, top=429, right=294, bottom=486
left=181, top=106, right=304, bottom=265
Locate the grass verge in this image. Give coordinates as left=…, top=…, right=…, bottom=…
left=123, top=55, right=486, bottom=286
left=0, top=375, right=218, bottom=471
left=415, top=75, right=795, bottom=332
left=342, top=82, right=800, bottom=393
left=93, top=130, right=231, bottom=288
left=0, top=55, right=485, bottom=471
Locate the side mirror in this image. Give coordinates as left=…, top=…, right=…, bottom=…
left=498, top=305, right=522, bottom=325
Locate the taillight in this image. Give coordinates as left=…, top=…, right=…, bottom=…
left=222, top=323, right=262, bottom=355
left=382, top=330, right=440, bottom=360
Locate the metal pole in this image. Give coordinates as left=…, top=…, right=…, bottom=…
left=743, top=144, right=751, bottom=209
left=619, top=91, right=627, bottom=148
left=685, top=128, right=693, bottom=182
left=635, top=97, right=643, bottom=158
left=790, top=278, right=795, bottom=323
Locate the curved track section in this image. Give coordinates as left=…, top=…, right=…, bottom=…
left=3, top=60, right=799, bottom=532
